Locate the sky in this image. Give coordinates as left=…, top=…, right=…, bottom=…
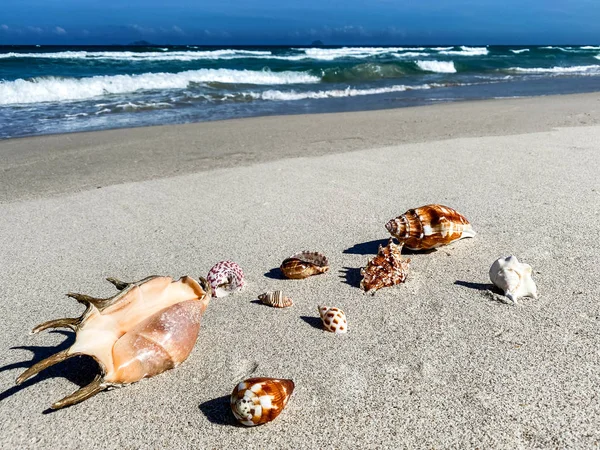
left=1, top=0, right=599, bottom=45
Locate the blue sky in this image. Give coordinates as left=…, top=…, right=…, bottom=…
left=1, top=0, right=599, bottom=45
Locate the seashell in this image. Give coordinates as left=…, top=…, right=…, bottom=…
left=230, top=377, right=294, bottom=426
left=385, top=204, right=476, bottom=250
left=207, top=260, right=245, bottom=298
left=318, top=305, right=348, bottom=334
left=280, top=251, right=329, bottom=279
left=489, top=256, right=538, bottom=304
left=258, top=291, right=293, bottom=308
left=360, top=238, right=411, bottom=293
left=16, top=275, right=212, bottom=409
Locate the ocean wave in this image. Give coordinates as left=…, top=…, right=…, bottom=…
left=510, top=49, right=530, bottom=54
left=508, top=65, right=600, bottom=74
left=299, top=47, right=425, bottom=61
left=0, top=69, right=320, bottom=105
left=582, top=46, right=600, bottom=50
left=438, top=46, right=488, bottom=56
left=392, top=52, right=430, bottom=58
left=415, top=60, right=456, bottom=73
left=0, top=49, right=275, bottom=61
left=320, top=63, right=407, bottom=82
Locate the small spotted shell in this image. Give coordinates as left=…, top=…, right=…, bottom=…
left=280, top=251, right=329, bottom=279
left=318, top=305, right=348, bottom=334
left=230, top=377, right=294, bottom=426
left=207, top=261, right=245, bottom=298
left=258, top=291, right=293, bottom=308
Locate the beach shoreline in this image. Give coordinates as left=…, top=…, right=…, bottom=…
left=1, top=93, right=599, bottom=448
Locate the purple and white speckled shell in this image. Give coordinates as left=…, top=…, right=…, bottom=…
left=207, top=261, right=245, bottom=298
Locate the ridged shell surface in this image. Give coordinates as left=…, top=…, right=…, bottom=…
left=489, top=256, right=538, bottom=304
left=360, top=239, right=410, bottom=293
left=258, top=291, right=293, bottom=308
left=207, top=261, right=245, bottom=298
left=385, top=204, right=476, bottom=250
left=280, top=251, right=329, bottom=279
left=230, top=377, right=294, bottom=426
left=318, top=306, right=348, bottom=334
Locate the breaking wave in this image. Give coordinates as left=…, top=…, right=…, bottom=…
left=415, top=60, right=457, bottom=73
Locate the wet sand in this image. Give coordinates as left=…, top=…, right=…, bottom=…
left=1, top=94, right=599, bottom=448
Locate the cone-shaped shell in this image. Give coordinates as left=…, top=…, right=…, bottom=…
left=207, top=260, right=245, bottom=298
left=16, top=275, right=211, bottom=409
left=230, top=377, right=294, bottom=426
left=318, top=305, right=348, bottom=334
left=385, top=204, right=476, bottom=250
left=258, top=291, right=293, bottom=308
left=360, top=239, right=410, bottom=293
left=280, top=251, right=329, bottom=279
left=489, top=256, right=538, bottom=304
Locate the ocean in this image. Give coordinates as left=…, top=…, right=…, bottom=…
left=2, top=44, right=600, bottom=139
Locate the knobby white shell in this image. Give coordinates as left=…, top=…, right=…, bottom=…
left=318, top=306, right=348, bottom=334
left=489, top=256, right=538, bottom=304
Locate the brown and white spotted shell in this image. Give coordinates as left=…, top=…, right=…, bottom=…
left=360, top=239, right=411, bottom=293
left=258, top=291, right=293, bottom=308
left=385, top=204, right=476, bottom=250
left=280, top=251, right=329, bottom=279
left=230, top=377, right=294, bottom=426
left=318, top=305, right=348, bottom=334
left=16, top=275, right=212, bottom=409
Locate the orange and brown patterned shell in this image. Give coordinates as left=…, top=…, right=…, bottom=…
left=280, top=251, right=329, bottom=279
left=230, top=377, right=295, bottom=426
left=385, top=204, right=476, bottom=250
left=258, top=291, right=293, bottom=308
left=360, top=239, right=410, bottom=293
left=318, top=305, right=348, bottom=334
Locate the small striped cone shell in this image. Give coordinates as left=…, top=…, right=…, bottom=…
left=207, top=261, right=245, bottom=298
left=318, top=305, right=348, bottom=334
left=385, top=204, right=476, bottom=250
left=360, top=239, right=410, bottom=293
left=258, top=291, right=293, bottom=308
left=230, top=377, right=294, bottom=426
left=280, top=251, right=329, bottom=279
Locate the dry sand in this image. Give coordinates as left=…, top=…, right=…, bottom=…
left=1, top=94, right=599, bottom=448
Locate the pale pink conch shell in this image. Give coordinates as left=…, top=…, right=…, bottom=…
left=231, top=377, right=294, bottom=426
left=207, top=260, right=245, bottom=298
left=318, top=305, right=348, bottom=334
left=16, top=275, right=212, bottom=409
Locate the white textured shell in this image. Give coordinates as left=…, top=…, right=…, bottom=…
left=489, top=256, right=538, bottom=304
left=318, top=305, right=348, bottom=334
left=258, top=291, right=293, bottom=308
left=206, top=261, right=245, bottom=298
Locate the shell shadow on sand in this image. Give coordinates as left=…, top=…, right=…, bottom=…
left=339, top=266, right=362, bottom=289
left=263, top=268, right=286, bottom=280
left=198, top=395, right=240, bottom=426
left=344, top=238, right=437, bottom=255
left=454, top=280, right=508, bottom=304
left=0, top=330, right=99, bottom=413
left=299, top=316, right=323, bottom=330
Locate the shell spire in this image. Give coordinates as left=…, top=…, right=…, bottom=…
left=16, top=275, right=211, bottom=409
left=385, top=204, right=475, bottom=250
left=360, top=239, right=410, bottom=293
left=230, top=377, right=294, bottom=426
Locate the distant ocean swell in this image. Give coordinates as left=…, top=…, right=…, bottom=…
left=2, top=45, right=600, bottom=138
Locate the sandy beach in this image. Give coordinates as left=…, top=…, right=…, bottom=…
left=1, top=94, right=599, bottom=448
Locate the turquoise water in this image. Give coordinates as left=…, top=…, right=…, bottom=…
left=2, top=44, right=600, bottom=138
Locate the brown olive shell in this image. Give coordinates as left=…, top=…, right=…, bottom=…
left=280, top=251, right=329, bottom=279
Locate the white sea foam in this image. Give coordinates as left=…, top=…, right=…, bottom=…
left=415, top=60, right=456, bottom=73
left=392, top=52, right=430, bottom=58
left=509, top=65, right=600, bottom=74
left=510, top=49, right=530, bottom=54
left=0, top=69, right=320, bottom=105
left=0, top=49, right=275, bottom=61
left=582, top=46, right=600, bottom=50
left=438, top=46, right=488, bottom=56
left=248, top=83, right=436, bottom=101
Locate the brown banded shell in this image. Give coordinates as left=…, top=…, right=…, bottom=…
left=230, top=377, right=294, bottom=426
left=258, top=291, right=293, bottom=308
left=318, top=305, right=348, bottom=334
left=16, top=275, right=211, bottom=409
left=360, top=239, right=410, bottom=293
left=385, top=204, right=476, bottom=250
left=280, top=251, right=329, bottom=279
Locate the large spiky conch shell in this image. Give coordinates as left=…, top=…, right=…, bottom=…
left=16, top=275, right=212, bottom=409
left=207, top=260, right=245, bottom=298
left=280, top=251, right=329, bottom=279
left=230, top=377, right=294, bottom=426
left=489, top=256, right=538, bottom=304
left=385, top=204, right=476, bottom=250
left=360, top=238, right=410, bottom=293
